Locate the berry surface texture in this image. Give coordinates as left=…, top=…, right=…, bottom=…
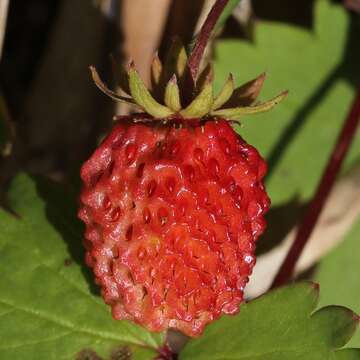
left=79, top=118, right=270, bottom=336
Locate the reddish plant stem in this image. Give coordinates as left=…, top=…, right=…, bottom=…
left=271, top=84, right=360, bottom=289
left=156, top=344, right=177, bottom=360
left=187, top=0, right=229, bottom=81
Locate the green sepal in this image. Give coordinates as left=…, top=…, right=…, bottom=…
left=164, top=75, right=182, bottom=112
left=151, top=53, right=162, bottom=88
left=91, top=48, right=288, bottom=123
left=128, top=62, right=174, bottom=118
left=90, top=66, right=136, bottom=104
left=211, top=73, right=234, bottom=110
left=196, top=63, right=214, bottom=92
left=180, top=77, right=214, bottom=118
left=165, top=37, right=188, bottom=79
left=211, top=91, right=288, bottom=120
left=175, top=43, right=188, bottom=79
left=155, top=37, right=189, bottom=93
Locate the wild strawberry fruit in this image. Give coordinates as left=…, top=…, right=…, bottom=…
left=78, top=40, right=286, bottom=337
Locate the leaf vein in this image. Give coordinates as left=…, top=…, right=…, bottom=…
left=0, top=331, right=73, bottom=350
left=0, top=298, right=147, bottom=348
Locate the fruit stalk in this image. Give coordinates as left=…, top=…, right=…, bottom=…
left=187, top=0, right=229, bottom=81
left=271, top=84, right=360, bottom=289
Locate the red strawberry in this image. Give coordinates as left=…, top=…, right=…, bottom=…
left=78, top=40, right=286, bottom=337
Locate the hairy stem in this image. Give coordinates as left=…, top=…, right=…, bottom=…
left=271, top=84, right=360, bottom=289
left=187, top=0, right=229, bottom=81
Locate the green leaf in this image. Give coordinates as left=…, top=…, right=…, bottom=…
left=0, top=174, right=164, bottom=359
left=335, top=349, right=360, bottom=360
left=213, top=1, right=360, bottom=206
left=315, top=217, right=360, bottom=347
left=180, top=282, right=359, bottom=360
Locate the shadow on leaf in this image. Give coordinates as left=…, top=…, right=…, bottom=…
left=33, top=175, right=101, bottom=297
left=266, top=14, right=360, bottom=179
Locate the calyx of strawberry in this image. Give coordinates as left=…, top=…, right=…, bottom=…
left=90, top=39, right=287, bottom=122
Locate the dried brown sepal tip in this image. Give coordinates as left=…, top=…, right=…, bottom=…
left=226, top=72, right=267, bottom=107
left=89, top=66, right=135, bottom=105
left=89, top=40, right=287, bottom=121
